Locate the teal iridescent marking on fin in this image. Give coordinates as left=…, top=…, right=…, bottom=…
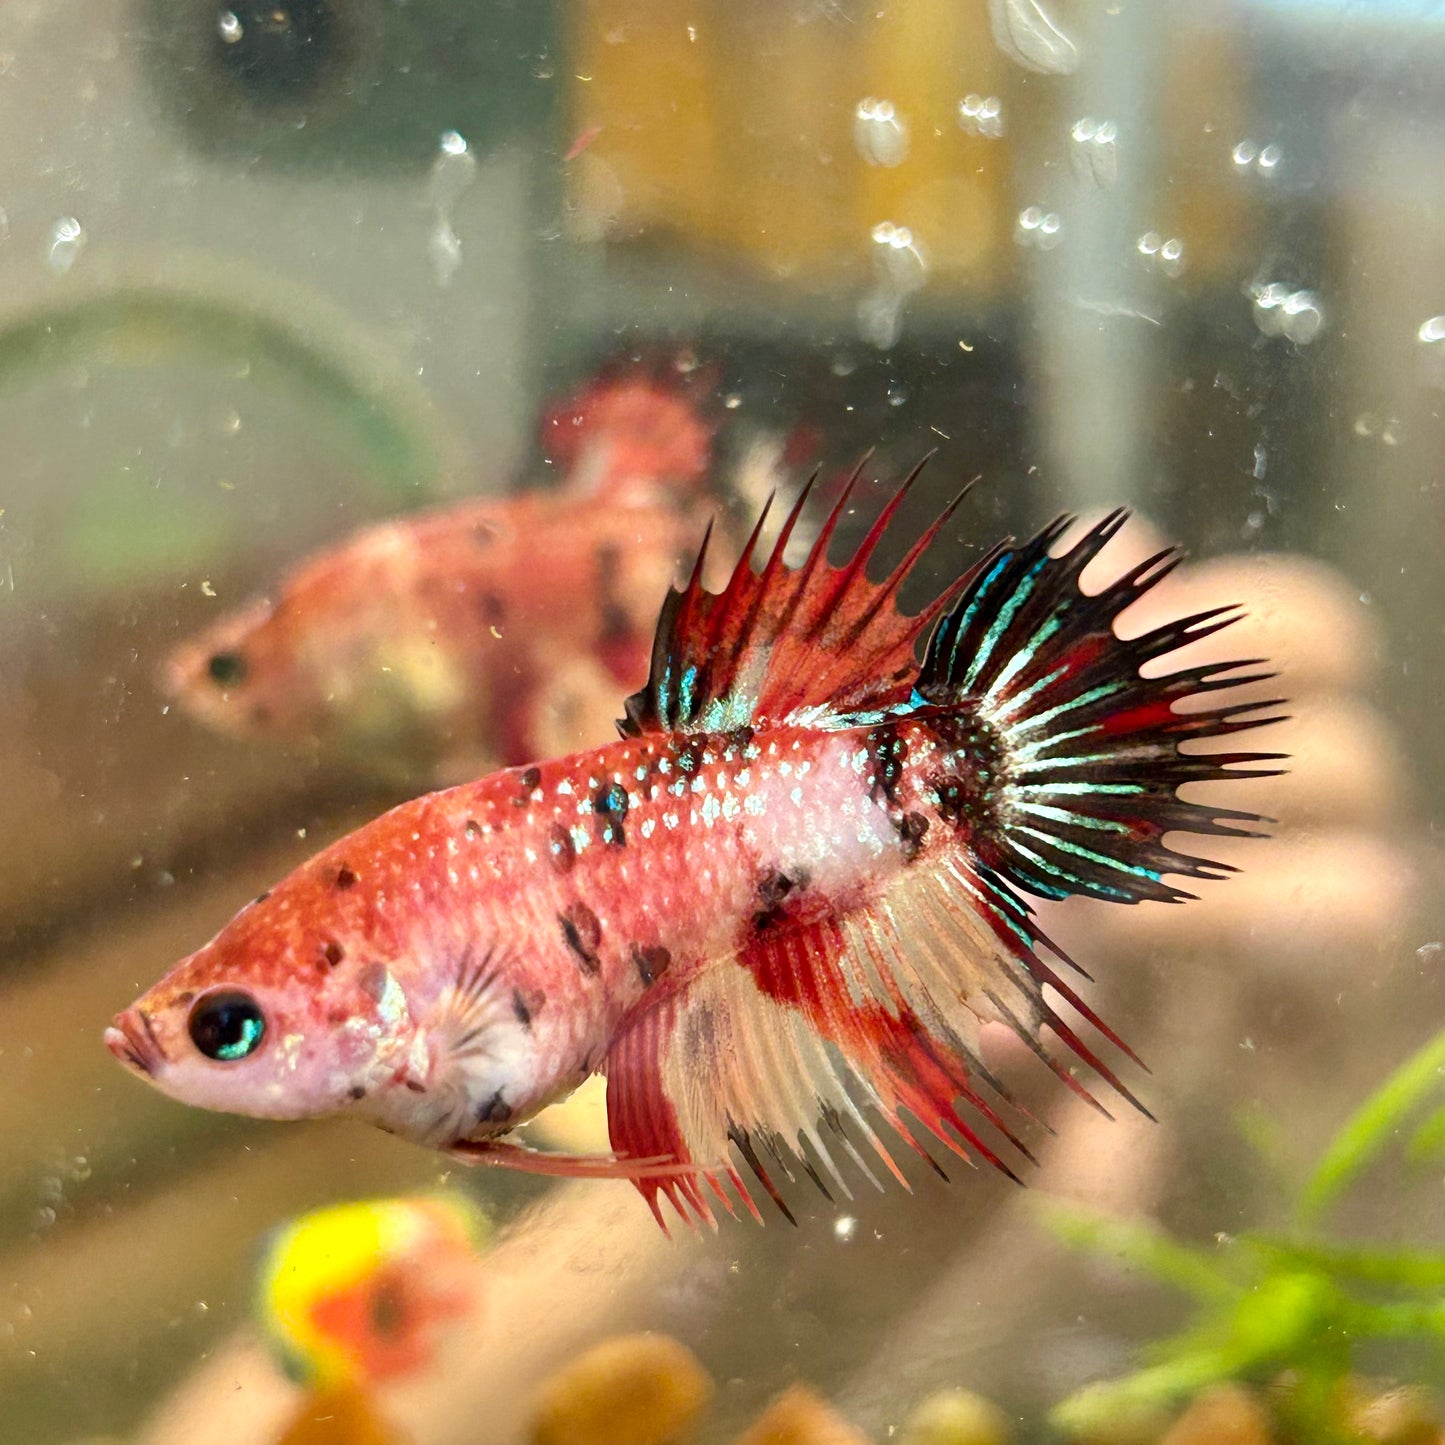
left=1010, top=723, right=1096, bottom=764
left=1016, top=826, right=1164, bottom=884
left=1014, top=803, right=1130, bottom=834
left=986, top=612, right=1065, bottom=703
left=947, top=554, right=1013, bottom=676
left=1009, top=838, right=1135, bottom=901
left=1014, top=748, right=1131, bottom=775
left=988, top=663, right=1068, bottom=725
left=963, top=555, right=1050, bottom=691
left=1011, top=679, right=1125, bottom=738
left=1011, top=781, right=1146, bottom=796
left=679, top=664, right=700, bottom=719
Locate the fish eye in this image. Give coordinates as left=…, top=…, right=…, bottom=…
left=207, top=650, right=248, bottom=687
left=188, top=990, right=267, bottom=1062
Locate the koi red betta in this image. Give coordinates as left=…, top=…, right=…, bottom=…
left=107, top=464, right=1282, bottom=1229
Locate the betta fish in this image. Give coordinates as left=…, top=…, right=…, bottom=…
left=108, top=463, right=1282, bottom=1229
left=161, top=356, right=746, bottom=779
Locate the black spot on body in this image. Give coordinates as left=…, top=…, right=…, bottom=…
left=596, top=782, right=629, bottom=846
left=867, top=727, right=907, bottom=806
left=321, top=940, right=345, bottom=968
left=349, top=1084, right=367, bottom=1101
left=252, top=890, right=271, bottom=906
left=896, top=810, right=930, bottom=862
left=479, top=593, right=507, bottom=627
left=464, top=819, right=482, bottom=840
left=559, top=902, right=602, bottom=975
left=753, top=868, right=804, bottom=930
left=547, top=823, right=576, bottom=874
left=725, top=725, right=755, bottom=754
left=515, top=766, right=541, bottom=806
left=403, top=1078, right=427, bottom=1094
left=335, top=867, right=357, bottom=890
left=631, top=942, right=672, bottom=987
left=675, top=740, right=702, bottom=774
left=476, top=1090, right=512, bottom=1125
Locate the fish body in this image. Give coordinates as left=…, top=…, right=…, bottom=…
left=110, top=466, right=1281, bottom=1228
left=164, top=357, right=734, bottom=776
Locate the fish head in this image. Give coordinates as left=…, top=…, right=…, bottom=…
left=105, top=878, right=421, bottom=1124
left=160, top=594, right=315, bottom=741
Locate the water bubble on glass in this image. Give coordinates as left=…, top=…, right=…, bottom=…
left=1137, top=231, right=1185, bottom=278
left=1016, top=205, right=1063, bottom=251
left=429, top=131, right=478, bottom=212
left=853, top=97, right=909, bottom=167
left=1280, top=289, right=1325, bottom=345
left=958, top=93, right=1005, bottom=140
left=217, top=9, right=243, bottom=44
left=45, top=216, right=85, bottom=274
left=833, top=1216, right=858, bottom=1242
left=1251, top=282, right=1322, bottom=343
left=1232, top=138, right=1282, bottom=181
left=887, top=382, right=910, bottom=407
left=1417, top=315, right=1445, bottom=387
left=869, top=221, right=927, bottom=294
left=1069, top=117, right=1118, bottom=187
left=428, top=132, right=478, bottom=287
left=988, top=0, right=1079, bottom=75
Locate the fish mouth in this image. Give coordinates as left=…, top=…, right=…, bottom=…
left=105, top=1008, right=164, bottom=1078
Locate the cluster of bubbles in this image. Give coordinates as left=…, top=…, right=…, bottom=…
left=853, top=97, right=909, bottom=168
left=857, top=222, right=928, bottom=350
left=1015, top=205, right=1064, bottom=251
left=427, top=131, right=476, bottom=288
left=1251, top=282, right=1326, bottom=344
left=1137, top=231, right=1185, bottom=278
left=46, top=216, right=85, bottom=275
left=1231, top=139, right=1283, bottom=180
left=957, top=93, right=1005, bottom=140
left=1069, top=117, right=1118, bottom=187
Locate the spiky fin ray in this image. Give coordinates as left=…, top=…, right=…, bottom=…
left=916, top=511, right=1286, bottom=906
left=620, top=458, right=974, bottom=738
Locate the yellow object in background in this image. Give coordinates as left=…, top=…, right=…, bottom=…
left=568, top=0, right=1011, bottom=292
left=256, top=1194, right=489, bottom=1390
left=568, top=1, right=1251, bottom=296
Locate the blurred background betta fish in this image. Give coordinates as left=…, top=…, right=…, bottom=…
left=161, top=352, right=804, bottom=783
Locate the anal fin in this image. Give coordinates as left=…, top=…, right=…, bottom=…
left=599, top=859, right=1117, bottom=1230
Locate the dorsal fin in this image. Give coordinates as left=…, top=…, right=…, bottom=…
left=620, top=456, right=976, bottom=737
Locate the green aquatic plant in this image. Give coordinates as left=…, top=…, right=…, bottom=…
left=1044, top=1027, right=1445, bottom=1442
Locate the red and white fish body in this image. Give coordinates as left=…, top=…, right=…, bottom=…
left=110, top=468, right=1281, bottom=1228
